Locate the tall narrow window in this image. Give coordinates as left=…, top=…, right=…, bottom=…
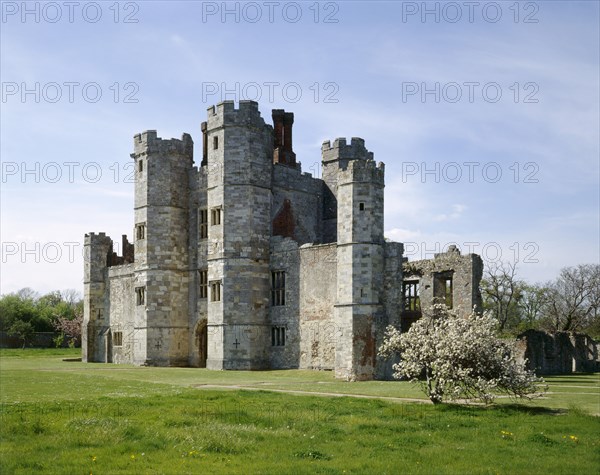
left=403, top=281, right=420, bottom=312
left=199, top=209, right=208, bottom=239
left=138, top=159, right=143, bottom=172
left=198, top=270, right=208, bottom=299
left=445, top=277, right=453, bottom=309
left=136, top=223, right=146, bottom=240
left=210, top=280, right=222, bottom=302
left=211, top=207, right=221, bottom=225
left=271, top=326, right=286, bottom=346
left=359, top=202, right=365, bottom=211
left=213, top=136, right=219, bottom=150
left=135, top=287, right=145, bottom=306
left=271, top=271, right=286, bottom=306
left=113, top=331, right=123, bottom=346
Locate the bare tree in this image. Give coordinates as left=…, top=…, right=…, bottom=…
left=543, top=264, right=600, bottom=333
left=480, top=261, right=523, bottom=332
left=60, top=289, right=82, bottom=307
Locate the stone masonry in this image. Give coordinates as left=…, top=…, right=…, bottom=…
left=83, top=101, right=483, bottom=380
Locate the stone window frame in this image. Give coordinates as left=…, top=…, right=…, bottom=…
left=213, top=136, right=219, bottom=150
left=113, top=331, right=123, bottom=347
left=271, top=326, right=286, bottom=347
left=433, top=271, right=454, bottom=309
left=135, top=286, right=145, bottom=306
left=211, top=207, right=222, bottom=226
left=271, top=270, right=286, bottom=307
left=138, top=159, right=144, bottom=173
left=199, top=209, right=208, bottom=239
left=210, top=280, right=222, bottom=302
left=198, top=269, right=208, bottom=299
left=403, top=280, right=420, bottom=312
left=136, top=223, right=146, bottom=240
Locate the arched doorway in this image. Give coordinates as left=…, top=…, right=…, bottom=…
left=196, top=320, right=208, bottom=368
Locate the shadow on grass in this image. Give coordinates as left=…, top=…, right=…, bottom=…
left=437, top=402, right=567, bottom=417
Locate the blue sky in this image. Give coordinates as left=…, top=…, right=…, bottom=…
left=1, top=0, right=599, bottom=295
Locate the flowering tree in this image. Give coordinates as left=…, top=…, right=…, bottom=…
left=53, top=313, right=83, bottom=348
left=379, top=304, right=544, bottom=404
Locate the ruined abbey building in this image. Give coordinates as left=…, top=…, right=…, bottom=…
left=83, top=100, right=483, bottom=380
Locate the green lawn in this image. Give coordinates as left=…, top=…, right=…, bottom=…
left=0, top=349, right=599, bottom=474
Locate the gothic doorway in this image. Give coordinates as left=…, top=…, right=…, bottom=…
left=197, top=321, right=208, bottom=368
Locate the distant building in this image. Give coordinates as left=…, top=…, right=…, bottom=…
left=83, top=101, right=482, bottom=380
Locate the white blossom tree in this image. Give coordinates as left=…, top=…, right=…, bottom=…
left=379, top=304, right=544, bottom=404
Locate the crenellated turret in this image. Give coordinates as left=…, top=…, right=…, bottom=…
left=324, top=137, right=386, bottom=381
left=130, top=130, right=194, bottom=366
left=204, top=100, right=274, bottom=370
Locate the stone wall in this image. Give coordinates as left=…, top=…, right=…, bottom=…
left=402, top=245, right=483, bottom=322
left=107, top=264, right=135, bottom=364
left=271, top=164, right=323, bottom=245
left=515, top=329, right=600, bottom=375
left=298, top=242, right=338, bottom=370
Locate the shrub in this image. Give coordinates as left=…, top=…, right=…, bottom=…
left=379, top=304, right=545, bottom=404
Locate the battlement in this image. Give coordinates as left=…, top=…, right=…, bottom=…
left=206, top=100, right=267, bottom=130
left=337, top=157, right=385, bottom=185
left=132, top=131, right=194, bottom=157
left=84, top=232, right=111, bottom=246
left=321, top=137, right=374, bottom=163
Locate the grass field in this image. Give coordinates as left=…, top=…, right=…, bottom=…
left=1, top=349, right=599, bottom=474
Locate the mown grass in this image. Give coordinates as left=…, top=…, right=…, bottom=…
left=0, top=349, right=599, bottom=474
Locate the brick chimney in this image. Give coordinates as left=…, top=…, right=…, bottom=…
left=272, top=109, right=297, bottom=167
left=201, top=121, right=208, bottom=167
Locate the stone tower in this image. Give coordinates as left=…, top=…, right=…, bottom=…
left=130, top=131, right=194, bottom=366
left=322, top=138, right=386, bottom=380
left=204, top=101, right=274, bottom=370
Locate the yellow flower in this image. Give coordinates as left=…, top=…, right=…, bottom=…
left=92, top=456, right=96, bottom=462
left=131, top=454, right=136, bottom=460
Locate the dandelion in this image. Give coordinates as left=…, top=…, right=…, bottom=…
left=500, top=430, right=514, bottom=439
left=130, top=454, right=136, bottom=460
left=91, top=456, right=96, bottom=462
left=569, top=435, right=579, bottom=443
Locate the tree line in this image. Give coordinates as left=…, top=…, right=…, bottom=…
left=481, top=263, right=600, bottom=338
left=0, top=288, right=83, bottom=348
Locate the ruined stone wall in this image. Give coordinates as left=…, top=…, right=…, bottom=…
left=515, top=330, right=600, bottom=375
left=82, top=232, right=112, bottom=363
left=375, top=241, right=404, bottom=379
left=403, top=246, right=483, bottom=318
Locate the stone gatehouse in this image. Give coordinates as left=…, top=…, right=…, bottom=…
left=83, top=101, right=482, bottom=380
